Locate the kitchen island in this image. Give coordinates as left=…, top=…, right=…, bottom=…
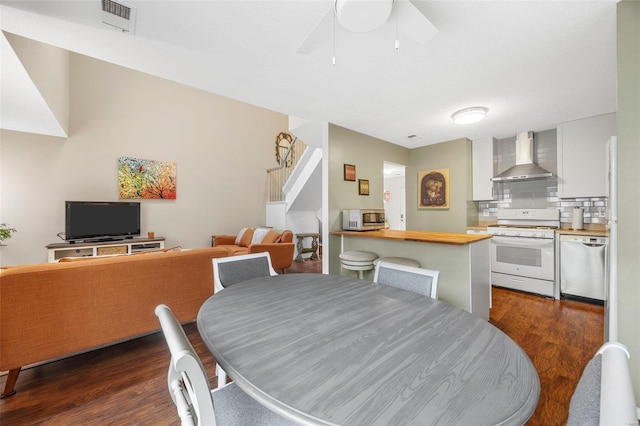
left=330, top=229, right=492, bottom=320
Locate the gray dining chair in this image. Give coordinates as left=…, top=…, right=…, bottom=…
left=373, top=261, right=440, bottom=299
left=213, top=252, right=278, bottom=293
left=212, top=252, right=278, bottom=385
left=154, top=304, right=296, bottom=426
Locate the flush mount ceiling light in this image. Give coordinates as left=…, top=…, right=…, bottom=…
left=451, top=106, right=489, bottom=125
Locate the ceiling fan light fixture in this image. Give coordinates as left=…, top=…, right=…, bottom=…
left=451, top=106, right=488, bottom=125
left=335, top=0, right=393, bottom=33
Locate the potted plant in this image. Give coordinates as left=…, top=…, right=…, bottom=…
left=0, top=223, right=17, bottom=248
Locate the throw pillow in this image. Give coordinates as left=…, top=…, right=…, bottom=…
left=235, top=227, right=250, bottom=245
left=239, top=228, right=255, bottom=247
left=261, top=230, right=281, bottom=244
left=251, top=228, right=272, bottom=245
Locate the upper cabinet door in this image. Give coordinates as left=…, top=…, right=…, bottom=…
left=472, top=138, right=496, bottom=201
left=557, top=113, right=617, bottom=198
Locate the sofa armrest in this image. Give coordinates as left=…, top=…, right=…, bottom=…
left=249, top=243, right=295, bottom=271
left=213, top=235, right=237, bottom=246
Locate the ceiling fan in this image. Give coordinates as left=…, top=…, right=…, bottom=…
left=297, top=0, right=438, bottom=54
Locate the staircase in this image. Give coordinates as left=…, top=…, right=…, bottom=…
left=267, top=136, right=306, bottom=203
left=265, top=120, right=323, bottom=237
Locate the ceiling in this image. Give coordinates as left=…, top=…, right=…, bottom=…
left=0, top=0, right=618, bottom=148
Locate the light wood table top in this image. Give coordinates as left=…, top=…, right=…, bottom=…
left=197, top=273, right=539, bottom=425
left=330, top=229, right=492, bottom=245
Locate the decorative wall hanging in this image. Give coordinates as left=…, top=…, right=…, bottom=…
left=344, top=164, right=356, bottom=181
left=359, top=179, right=370, bottom=196
left=118, top=157, right=177, bottom=199
left=418, top=168, right=449, bottom=209
left=275, top=132, right=294, bottom=167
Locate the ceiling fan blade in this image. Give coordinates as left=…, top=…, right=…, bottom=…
left=296, top=6, right=334, bottom=55
left=395, top=0, right=438, bottom=45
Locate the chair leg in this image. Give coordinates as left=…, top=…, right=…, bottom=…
left=216, top=364, right=228, bottom=388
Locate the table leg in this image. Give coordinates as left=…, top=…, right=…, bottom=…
left=310, top=236, right=319, bottom=260
left=295, top=237, right=304, bottom=262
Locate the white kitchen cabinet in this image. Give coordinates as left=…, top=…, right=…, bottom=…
left=557, top=113, right=617, bottom=198
left=472, top=137, right=496, bottom=201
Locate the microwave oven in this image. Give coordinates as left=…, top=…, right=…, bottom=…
left=342, top=209, right=386, bottom=231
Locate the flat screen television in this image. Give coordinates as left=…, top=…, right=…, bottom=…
left=65, top=201, right=140, bottom=242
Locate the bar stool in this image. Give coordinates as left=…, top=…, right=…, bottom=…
left=339, top=251, right=378, bottom=280
left=373, top=257, right=420, bottom=268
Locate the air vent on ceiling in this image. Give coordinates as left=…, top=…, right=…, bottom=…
left=102, top=0, right=137, bottom=33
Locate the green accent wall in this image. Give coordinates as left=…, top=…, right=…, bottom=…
left=617, top=0, right=640, bottom=406
left=327, top=125, right=409, bottom=275
left=327, top=126, right=476, bottom=276
left=407, top=138, right=476, bottom=233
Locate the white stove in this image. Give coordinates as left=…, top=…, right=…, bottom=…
left=488, top=208, right=560, bottom=238
left=487, top=209, right=560, bottom=298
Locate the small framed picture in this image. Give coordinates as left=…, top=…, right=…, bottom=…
left=344, top=164, right=356, bottom=181
left=358, top=179, right=370, bottom=196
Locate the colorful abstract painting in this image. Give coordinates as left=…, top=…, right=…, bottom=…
left=118, top=157, right=177, bottom=199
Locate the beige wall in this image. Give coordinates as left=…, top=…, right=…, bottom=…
left=0, top=49, right=287, bottom=266
left=617, top=0, right=640, bottom=405
left=407, top=138, right=475, bottom=233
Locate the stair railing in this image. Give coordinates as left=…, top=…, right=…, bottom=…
left=267, top=136, right=306, bottom=202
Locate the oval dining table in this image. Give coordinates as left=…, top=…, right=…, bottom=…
left=197, top=273, right=540, bottom=426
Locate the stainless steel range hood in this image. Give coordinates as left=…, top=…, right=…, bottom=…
left=492, top=131, right=553, bottom=181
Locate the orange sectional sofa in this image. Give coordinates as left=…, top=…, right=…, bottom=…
left=0, top=247, right=230, bottom=398
left=212, top=228, right=295, bottom=272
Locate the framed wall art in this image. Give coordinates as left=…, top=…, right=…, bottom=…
left=418, top=168, right=449, bottom=209
left=344, top=164, right=356, bottom=181
left=358, top=179, right=370, bottom=196
left=118, top=157, right=177, bottom=199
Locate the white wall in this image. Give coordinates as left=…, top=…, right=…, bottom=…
left=384, top=175, right=406, bottom=230
left=0, top=49, right=287, bottom=266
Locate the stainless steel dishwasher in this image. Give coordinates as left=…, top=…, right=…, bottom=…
left=560, top=234, right=608, bottom=303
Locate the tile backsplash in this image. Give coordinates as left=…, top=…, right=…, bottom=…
left=477, top=178, right=608, bottom=225
left=477, top=129, right=608, bottom=225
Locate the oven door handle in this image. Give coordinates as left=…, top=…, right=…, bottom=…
left=491, top=236, right=555, bottom=247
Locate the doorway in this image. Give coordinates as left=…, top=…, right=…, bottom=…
left=383, top=161, right=406, bottom=230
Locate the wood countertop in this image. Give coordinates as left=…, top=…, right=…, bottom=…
left=556, top=228, right=608, bottom=237
left=330, top=229, right=492, bottom=245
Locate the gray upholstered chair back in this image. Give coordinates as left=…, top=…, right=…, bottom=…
left=567, top=341, right=638, bottom=426
left=373, top=261, right=440, bottom=299
left=213, top=252, right=277, bottom=293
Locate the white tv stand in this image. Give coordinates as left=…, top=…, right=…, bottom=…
left=46, top=237, right=165, bottom=263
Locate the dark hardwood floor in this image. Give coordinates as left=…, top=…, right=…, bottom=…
left=0, top=257, right=603, bottom=425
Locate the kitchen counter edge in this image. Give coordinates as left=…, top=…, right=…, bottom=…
left=330, top=229, right=492, bottom=245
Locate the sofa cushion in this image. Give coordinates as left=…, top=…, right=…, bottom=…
left=251, top=228, right=272, bottom=244
left=216, top=245, right=249, bottom=256
left=235, top=227, right=249, bottom=245
left=239, top=228, right=255, bottom=247
left=261, top=230, right=281, bottom=244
